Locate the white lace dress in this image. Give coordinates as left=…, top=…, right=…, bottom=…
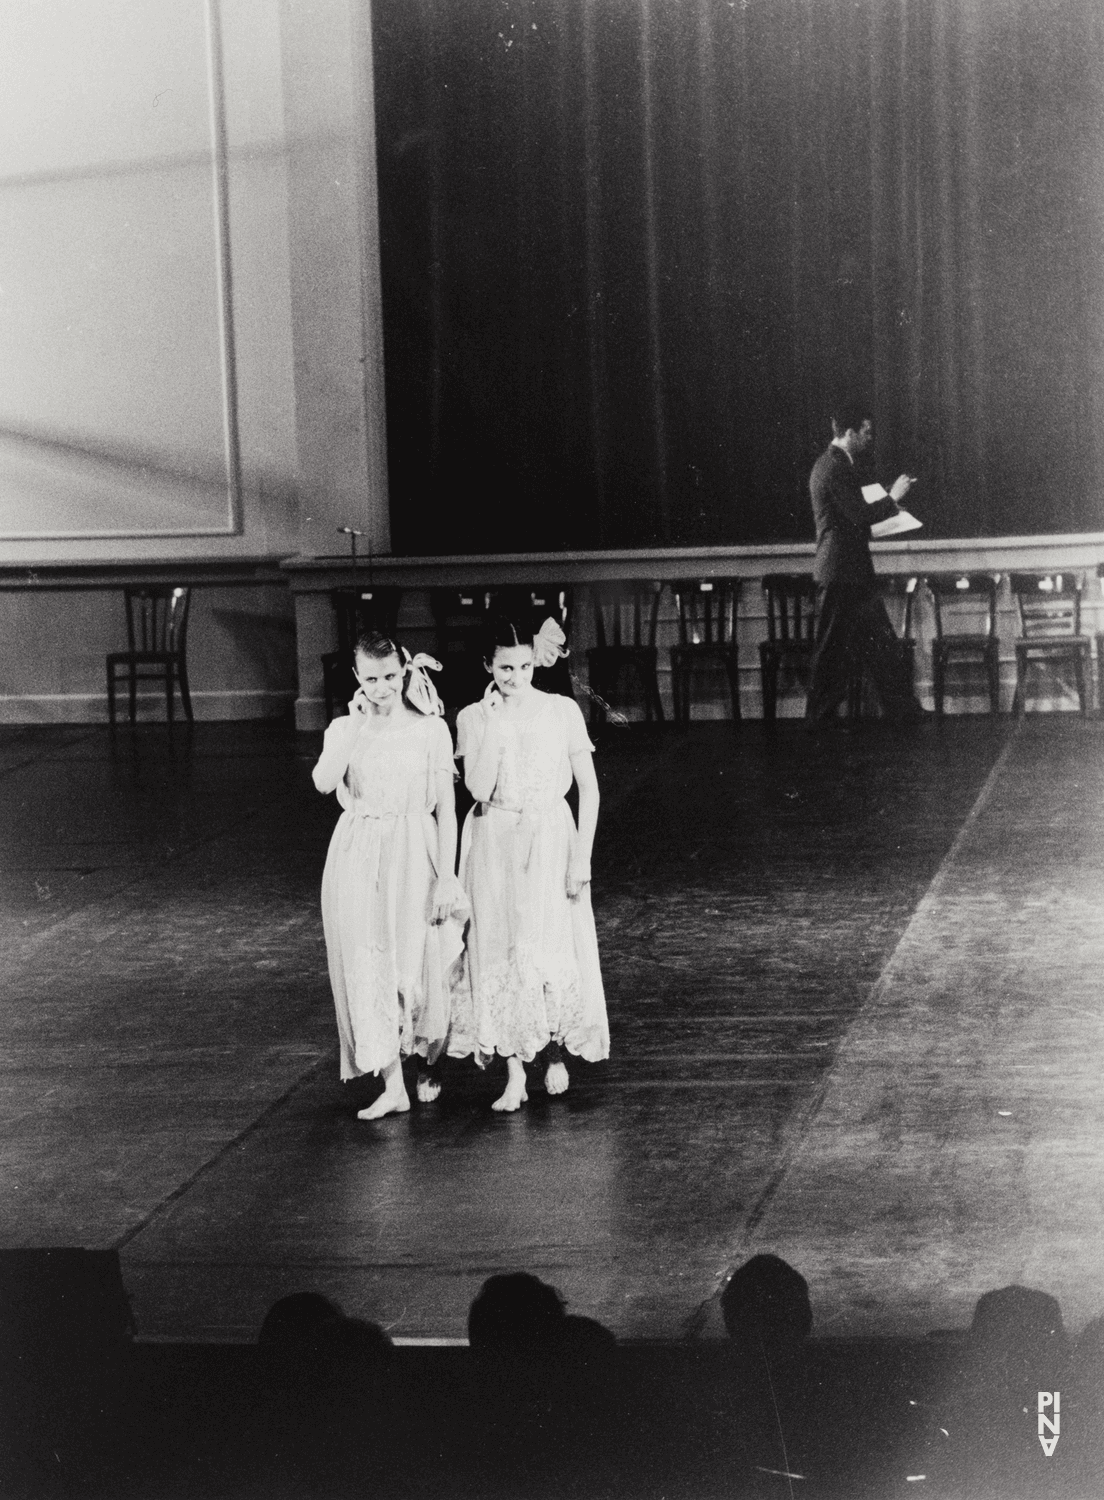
left=313, top=710, right=465, bottom=1080
left=452, top=691, right=609, bottom=1064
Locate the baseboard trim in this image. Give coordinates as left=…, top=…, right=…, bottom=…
left=0, top=690, right=296, bottom=724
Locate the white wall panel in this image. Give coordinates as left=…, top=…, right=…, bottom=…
left=0, top=0, right=240, bottom=539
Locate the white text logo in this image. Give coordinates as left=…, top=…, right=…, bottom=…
left=1038, top=1391, right=1060, bottom=1456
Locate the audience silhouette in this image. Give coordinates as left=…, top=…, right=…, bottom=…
left=4, top=1261, right=1100, bottom=1497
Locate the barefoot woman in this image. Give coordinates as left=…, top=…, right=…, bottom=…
left=312, top=633, right=465, bottom=1118
left=454, top=616, right=609, bottom=1111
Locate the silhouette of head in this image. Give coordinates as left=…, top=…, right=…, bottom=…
left=258, top=1292, right=344, bottom=1353
left=316, top=1315, right=392, bottom=1362
left=969, top=1285, right=1067, bottom=1382
left=558, top=1314, right=617, bottom=1355
left=468, top=1272, right=566, bottom=1352
left=720, top=1255, right=813, bottom=1349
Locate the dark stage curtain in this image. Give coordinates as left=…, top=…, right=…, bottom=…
left=372, top=0, right=1104, bottom=553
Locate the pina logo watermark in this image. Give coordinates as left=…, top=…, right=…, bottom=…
left=1037, top=1392, right=1060, bottom=1456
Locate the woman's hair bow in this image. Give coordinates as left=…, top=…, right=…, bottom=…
left=402, top=649, right=445, bottom=716
left=532, top=616, right=569, bottom=670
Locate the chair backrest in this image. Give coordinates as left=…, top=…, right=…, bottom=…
left=925, top=574, right=999, bottom=638
left=330, top=588, right=403, bottom=656
left=878, top=575, right=919, bottom=640
left=490, top=585, right=573, bottom=641
left=124, top=586, right=191, bottom=655
left=760, top=574, right=817, bottom=647
left=671, top=579, right=740, bottom=648
left=590, top=582, right=664, bottom=649
left=1009, top=572, right=1083, bottom=637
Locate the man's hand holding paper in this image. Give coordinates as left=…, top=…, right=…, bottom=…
left=862, top=481, right=923, bottom=538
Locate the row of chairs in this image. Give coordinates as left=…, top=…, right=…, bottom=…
left=320, top=571, right=1095, bottom=724
left=102, top=570, right=1096, bottom=728
left=759, top=571, right=1093, bottom=719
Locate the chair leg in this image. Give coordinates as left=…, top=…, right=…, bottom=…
left=177, top=657, right=194, bottom=722
left=128, top=665, right=138, bottom=724
left=932, top=654, right=945, bottom=717
left=107, top=663, right=116, bottom=727
left=1074, top=651, right=1087, bottom=715
left=847, top=667, right=863, bottom=722
left=761, top=660, right=778, bottom=724
left=648, top=665, right=665, bottom=724
left=640, top=662, right=655, bottom=724
left=166, top=662, right=174, bottom=724
left=723, top=657, right=742, bottom=724
left=673, top=660, right=688, bottom=729
left=987, top=646, right=1001, bottom=715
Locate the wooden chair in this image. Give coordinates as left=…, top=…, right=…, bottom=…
left=758, top=574, right=817, bottom=722
left=926, top=574, right=1001, bottom=716
left=847, top=575, right=919, bottom=720
left=107, top=586, right=193, bottom=725
left=669, top=579, right=741, bottom=726
left=585, top=582, right=665, bottom=727
left=430, top=588, right=498, bottom=715
left=322, top=587, right=403, bottom=721
left=1009, top=572, right=1090, bottom=715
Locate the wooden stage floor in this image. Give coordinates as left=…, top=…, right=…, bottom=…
left=2, top=715, right=1101, bottom=1345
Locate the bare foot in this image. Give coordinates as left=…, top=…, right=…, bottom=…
left=544, top=1060, right=569, bottom=1096
left=491, top=1078, right=528, bottom=1112
left=357, top=1088, right=410, bottom=1120
left=416, top=1073, right=441, bottom=1103
left=491, top=1057, right=528, bottom=1112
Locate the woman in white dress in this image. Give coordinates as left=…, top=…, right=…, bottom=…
left=312, top=633, right=466, bottom=1119
left=454, top=616, right=609, bottom=1111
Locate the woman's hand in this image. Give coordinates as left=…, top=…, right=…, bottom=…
left=348, top=688, right=371, bottom=720
left=431, top=875, right=456, bottom=925
left=566, top=859, right=591, bottom=901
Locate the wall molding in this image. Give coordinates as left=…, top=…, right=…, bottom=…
left=0, top=689, right=293, bottom=725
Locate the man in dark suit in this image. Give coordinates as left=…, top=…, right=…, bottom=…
left=805, top=403, right=925, bottom=725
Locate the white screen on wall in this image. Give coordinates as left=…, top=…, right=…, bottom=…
left=0, top=0, right=240, bottom=539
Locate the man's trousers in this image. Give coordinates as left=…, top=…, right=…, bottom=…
left=804, top=583, right=920, bottom=722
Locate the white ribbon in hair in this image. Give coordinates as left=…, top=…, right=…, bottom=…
left=402, top=649, right=445, bottom=717
left=532, top=616, right=569, bottom=670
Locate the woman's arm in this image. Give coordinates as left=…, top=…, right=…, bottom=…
left=461, top=702, right=505, bottom=803
left=431, top=767, right=459, bottom=921
left=311, top=699, right=366, bottom=793
left=567, top=748, right=599, bottom=899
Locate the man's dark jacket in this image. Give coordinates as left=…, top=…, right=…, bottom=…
left=809, top=444, right=897, bottom=590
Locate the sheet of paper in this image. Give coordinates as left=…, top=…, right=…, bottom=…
left=870, top=509, right=922, bottom=538
left=862, top=483, right=889, bottom=503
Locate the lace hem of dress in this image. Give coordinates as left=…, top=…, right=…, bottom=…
left=455, top=954, right=606, bottom=1065
left=467, top=1022, right=608, bottom=1068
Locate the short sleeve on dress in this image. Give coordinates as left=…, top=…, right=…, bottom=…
left=427, top=715, right=457, bottom=777
left=455, top=703, right=484, bottom=762
left=562, top=697, right=596, bottom=756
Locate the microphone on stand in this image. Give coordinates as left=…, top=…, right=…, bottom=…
left=337, top=526, right=364, bottom=576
